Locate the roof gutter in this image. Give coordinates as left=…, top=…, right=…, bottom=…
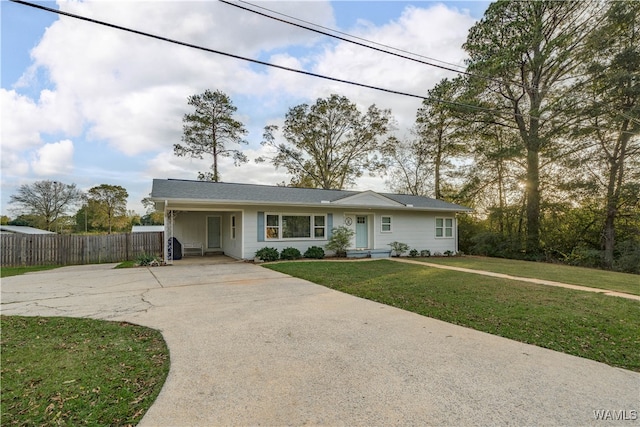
left=151, top=197, right=471, bottom=213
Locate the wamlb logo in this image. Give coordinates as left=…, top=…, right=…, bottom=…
left=593, top=409, right=638, bottom=421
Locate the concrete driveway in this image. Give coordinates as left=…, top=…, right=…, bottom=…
left=2, top=262, right=638, bottom=426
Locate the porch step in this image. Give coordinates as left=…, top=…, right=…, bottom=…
left=346, top=249, right=392, bottom=259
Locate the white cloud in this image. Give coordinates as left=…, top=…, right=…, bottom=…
left=238, top=3, right=475, bottom=135
left=31, top=139, right=75, bottom=176
left=145, top=145, right=290, bottom=186
left=21, top=1, right=336, bottom=159
left=3, top=0, right=480, bottom=214
left=1, top=151, right=30, bottom=179
left=311, top=4, right=474, bottom=129
left=1, top=88, right=83, bottom=148
left=1, top=89, right=42, bottom=151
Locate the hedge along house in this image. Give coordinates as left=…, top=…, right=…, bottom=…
left=150, top=179, right=471, bottom=264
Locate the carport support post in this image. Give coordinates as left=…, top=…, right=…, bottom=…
left=164, top=201, right=174, bottom=265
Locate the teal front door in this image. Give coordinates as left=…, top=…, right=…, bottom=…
left=355, top=216, right=368, bottom=248
left=207, top=216, right=221, bottom=249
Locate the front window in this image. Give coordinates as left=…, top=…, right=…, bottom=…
left=283, top=215, right=311, bottom=238
left=314, top=216, right=325, bottom=238
left=381, top=216, right=392, bottom=232
left=266, top=214, right=326, bottom=240
left=266, top=214, right=279, bottom=239
left=435, top=218, right=453, bottom=238
left=231, top=215, right=236, bottom=239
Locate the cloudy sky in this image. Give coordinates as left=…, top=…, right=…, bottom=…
left=1, top=0, right=490, bottom=216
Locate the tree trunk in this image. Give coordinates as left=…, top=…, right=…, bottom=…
left=212, top=131, right=219, bottom=182
left=602, top=126, right=630, bottom=269
left=525, top=147, right=541, bottom=255
left=434, top=129, right=443, bottom=200
left=497, top=159, right=505, bottom=235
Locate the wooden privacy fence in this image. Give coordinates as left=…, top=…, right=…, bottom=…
left=0, top=232, right=164, bottom=267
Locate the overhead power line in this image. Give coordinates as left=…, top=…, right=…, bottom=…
left=11, top=0, right=637, bottom=139
left=14, top=0, right=603, bottom=125
left=10, top=0, right=507, bottom=115
left=220, top=0, right=484, bottom=81
left=222, top=0, right=530, bottom=90
left=9, top=0, right=428, bottom=100
left=235, top=0, right=468, bottom=72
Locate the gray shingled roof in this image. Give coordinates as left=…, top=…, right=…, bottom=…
left=151, top=179, right=470, bottom=211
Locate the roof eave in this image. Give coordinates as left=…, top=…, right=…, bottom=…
left=151, top=196, right=471, bottom=212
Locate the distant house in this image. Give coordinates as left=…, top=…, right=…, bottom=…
left=150, top=179, right=471, bottom=263
left=131, top=225, right=165, bottom=233
left=0, top=225, right=56, bottom=235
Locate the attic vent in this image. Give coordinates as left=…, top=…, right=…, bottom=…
left=321, top=200, right=331, bottom=204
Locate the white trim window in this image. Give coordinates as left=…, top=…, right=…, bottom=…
left=231, top=215, right=236, bottom=240
left=435, top=217, right=454, bottom=238
left=266, top=213, right=326, bottom=240
left=381, top=216, right=392, bottom=232
left=313, top=215, right=326, bottom=238
left=266, top=214, right=280, bottom=239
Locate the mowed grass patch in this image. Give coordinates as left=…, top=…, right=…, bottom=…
left=266, top=260, right=640, bottom=372
left=1, top=265, right=61, bottom=278
left=419, top=256, right=640, bottom=295
left=1, top=316, right=170, bottom=426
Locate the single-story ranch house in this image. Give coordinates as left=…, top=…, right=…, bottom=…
left=150, top=179, right=471, bottom=263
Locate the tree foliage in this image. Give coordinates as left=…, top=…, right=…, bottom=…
left=9, top=180, right=84, bottom=231
left=86, top=184, right=129, bottom=234
left=385, top=134, right=433, bottom=197
left=140, top=196, right=164, bottom=225
left=260, top=94, right=393, bottom=189
left=462, top=0, right=598, bottom=254
left=174, top=89, right=248, bottom=182
left=325, top=226, right=355, bottom=257
left=568, top=0, right=640, bottom=268
left=383, top=0, right=639, bottom=272
left=414, top=78, right=467, bottom=199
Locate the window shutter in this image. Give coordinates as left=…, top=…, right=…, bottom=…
left=257, top=212, right=264, bottom=242
left=327, top=213, right=333, bottom=239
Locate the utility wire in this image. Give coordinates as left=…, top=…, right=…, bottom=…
left=16, top=0, right=632, bottom=133
left=9, top=0, right=424, bottom=100
left=227, top=0, right=538, bottom=91
left=9, top=0, right=505, bottom=115
left=235, top=0, right=469, bottom=73
left=220, top=0, right=503, bottom=85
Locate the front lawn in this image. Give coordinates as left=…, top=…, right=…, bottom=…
left=1, top=316, right=170, bottom=425
left=418, top=256, right=640, bottom=295
left=1, top=265, right=61, bottom=278
left=266, top=260, right=640, bottom=372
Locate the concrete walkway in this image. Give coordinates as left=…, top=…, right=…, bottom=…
left=1, top=263, right=638, bottom=426
left=393, top=258, right=640, bottom=301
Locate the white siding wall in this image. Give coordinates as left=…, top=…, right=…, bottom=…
left=243, top=207, right=332, bottom=259
left=374, top=211, right=429, bottom=252
left=173, top=211, right=208, bottom=248
left=222, top=211, right=243, bottom=259
left=241, top=207, right=458, bottom=259
left=372, top=212, right=457, bottom=255
left=243, top=208, right=259, bottom=258
left=172, top=210, right=244, bottom=258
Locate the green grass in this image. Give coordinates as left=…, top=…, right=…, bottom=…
left=417, top=256, right=640, bottom=295
left=1, top=265, right=61, bottom=278
left=266, top=260, right=640, bottom=372
left=114, top=260, right=137, bottom=269
left=1, top=316, right=170, bottom=426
